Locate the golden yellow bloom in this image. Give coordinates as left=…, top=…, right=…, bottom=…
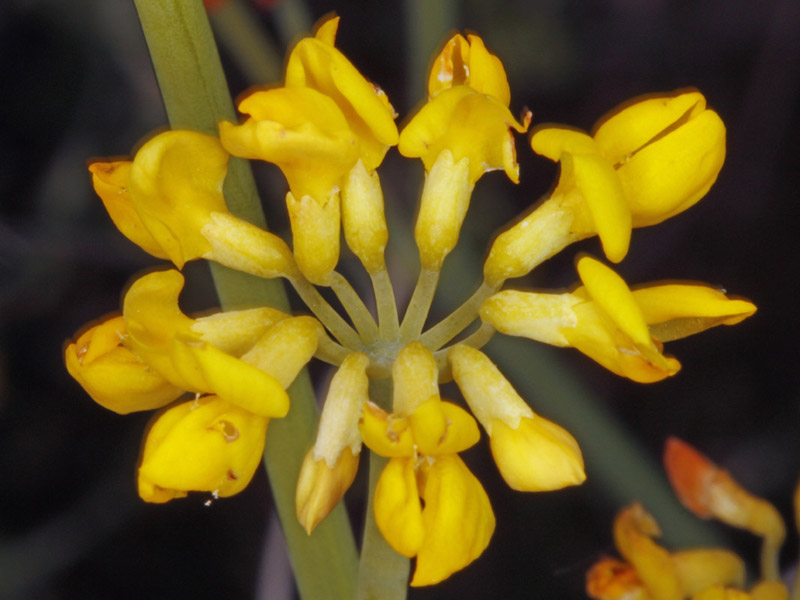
left=484, top=90, right=724, bottom=284
left=360, top=399, right=492, bottom=586
left=296, top=353, right=369, bottom=534
left=138, top=394, right=269, bottom=503
left=449, top=344, right=585, bottom=491
left=64, top=314, right=182, bottom=414
left=284, top=16, right=399, bottom=173
left=481, top=255, right=756, bottom=382
left=121, top=269, right=296, bottom=417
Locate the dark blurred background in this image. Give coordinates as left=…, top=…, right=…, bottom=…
left=1, top=0, right=799, bottom=598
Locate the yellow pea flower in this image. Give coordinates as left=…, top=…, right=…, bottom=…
left=64, top=314, right=183, bottom=414
left=296, top=353, right=369, bottom=534
left=449, top=344, right=585, bottom=491
left=484, top=90, right=724, bottom=284
left=121, top=269, right=292, bottom=417
left=481, top=255, right=756, bottom=382
left=285, top=16, right=399, bottom=173
left=359, top=399, right=492, bottom=586
left=138, top=394, right=269, bottom=503
left=399, top=33, right=529, bottom=271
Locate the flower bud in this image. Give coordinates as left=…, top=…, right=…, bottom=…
left=341, top=160, right=389, bottom=274
left=285, top=190, right=340, bottom=285
left=392, top=341, right=439, bottom=417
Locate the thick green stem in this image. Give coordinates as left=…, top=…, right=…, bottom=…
left=133, top=3, right=357, bottom=598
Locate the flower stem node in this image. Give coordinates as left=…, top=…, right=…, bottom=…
left=449, top=344, right=585, bottom=491
left=138, top=394, right=269, bottom=503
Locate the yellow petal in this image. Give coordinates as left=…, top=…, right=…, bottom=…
left=530, top=126, right=597, bottom=162
left=296, top=447, right=359, bottom=534
left=692, top=586, right=752, bottom=600
left=411, top=455, right=495, bottom=586
left=359, top=402, right=415, bottom=458
left=285, top=18, right=398, bottom=171
left=89, top=161, right=169, bottom=259
left=220, top=87, right=357, bottom=202
left=618, top=108, right=725, bottom=227
left=407, top=396, right=448, bottom=455
left=65, top=315, right=183, bottom=414
left=374, top=457, right=425, bottom=557
left=560, top=151, right=631, bottom=263
left=593, top=91, right=707, bottom=165
left=632, top=283, right=757, bottom=342
left=129, top=130, right=230, bottom=268
left=489, top=415, right=585, bottom=492
left=750, top=581, right=789, bottom=600
left=169, top=336, right=290, bottom=417
left=191, top=307, right=289, bottom=356
left=138, top=395, right=269, bottom=502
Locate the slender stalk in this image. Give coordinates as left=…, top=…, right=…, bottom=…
left=420, top=280, right=497, bottom=351
left=435, top=323, right=495, bottom=360
left=133, top=3, right=358, bottom=599
left=315, top=331, right=352, bottom=367
left=371, top=269, right=400, bottom=341
left=289, top=275, right=364, bottom=350
left=399, top=267, right=440, bottom=342
left=330, top=271, right=379, bottom=344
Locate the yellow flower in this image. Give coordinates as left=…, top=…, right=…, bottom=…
left=138, top=395, right=269, bottom=503
left=449, top=344, right=585, bottom=491
left=64, top=314, right=182, bottom=414
left=399, top=33, right=530, bottom=184
left=284, top=16, right=399, bottom=173
left=399, top=33, right=530, bottom=271
left=481, top=255, right=756, bottom=382
left=296, top=353, right=370, bottom=534
left=121, top=269, right=314, bottom=417
left=359, top=400, right=493, bottom=586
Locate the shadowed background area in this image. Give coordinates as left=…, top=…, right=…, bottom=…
left=1, top=0, right=799, bottom=598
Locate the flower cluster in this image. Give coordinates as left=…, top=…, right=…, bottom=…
left=66, top=17, right=755, bottom=585
left=587, top=438, right=797, bottom=600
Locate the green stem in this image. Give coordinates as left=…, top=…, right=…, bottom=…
left=357, top=453, right=411, bottom=600
left=434, top=322, right=496, bottom=380
left=290, top=275, right=364, bottom=350
left=399, top=267, right=440, bottom=342
left=330, top=271, right=379, bottom=344
left=133, top=3, right=357, bottom=599
left=420, top=281, right=497, bottom=351
left=209, top=0, right=282, bottom=85
left=371, top=269, right=400, bottom=342
left=315, top=331, right=352, bottom=367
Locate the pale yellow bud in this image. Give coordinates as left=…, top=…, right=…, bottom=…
left=341, top=160, right=388, bottom=274
left=295, top=447, right=359, bottom=534
left=483, top=196, right=578, bottom=287
left=414, top=149, right=474, bottom=270
left=241, top=316, right=321, bottom=388
left=392, top=341, right=439, bottom=416
left=201, top=211, right=298, bottom=279
left=286, top=191, right=340, bottom=285
left=480, top=289, right=579, bottom=347
left=191, top=307, right=289, bottom=356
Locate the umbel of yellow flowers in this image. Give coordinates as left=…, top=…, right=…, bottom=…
left=65, top=16, right=754, bottom=587
left=587, top=438, right=796, bottom=600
